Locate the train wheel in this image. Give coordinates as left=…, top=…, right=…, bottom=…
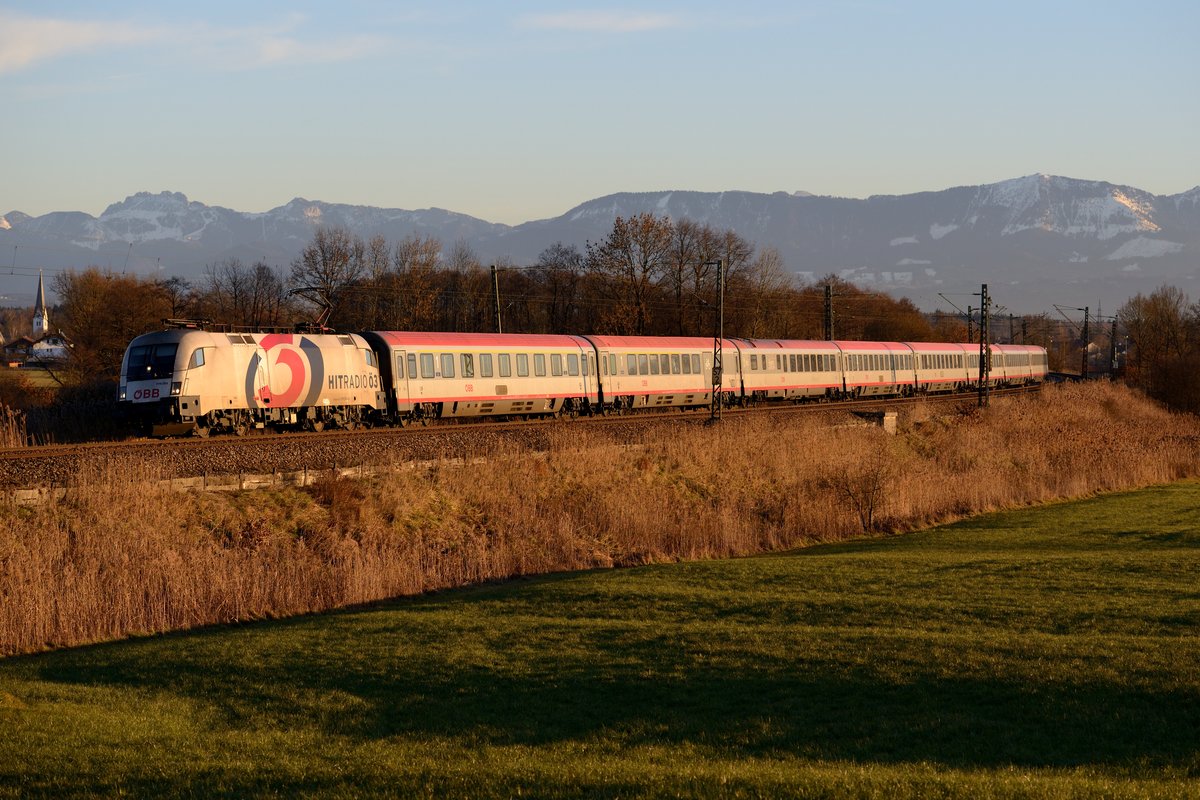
left=193, top=425, right=210, bottom=438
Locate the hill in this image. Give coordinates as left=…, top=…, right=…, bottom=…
left=4, top=174, right=1198, bottom=312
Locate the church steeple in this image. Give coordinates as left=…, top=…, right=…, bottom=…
left=33, top=270, right=49, bottom=336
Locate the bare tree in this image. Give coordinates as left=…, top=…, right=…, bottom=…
left=534, top=243, right=584, bottom=333
left=290, top=226, right=365, bottom=325
left=585, top=213, right=674, bottom=335
left=664, top=219, right=702, bottom=335
left=393, top=234, right=442, bottom=329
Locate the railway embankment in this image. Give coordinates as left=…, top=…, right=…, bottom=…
left=1, top=381, right=1196, bottom=656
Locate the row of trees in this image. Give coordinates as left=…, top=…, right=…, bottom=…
left=48, top=214, right=963, bottom=381
left=47, top=213, right=1156, bottom=389
left=1118, top=285, right=1200, bottom=412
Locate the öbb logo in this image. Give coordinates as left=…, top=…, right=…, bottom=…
left=132, top=387, right=160, bottom=400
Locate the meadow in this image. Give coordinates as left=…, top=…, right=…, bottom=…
left=2, top=381, right=1200, bottom=656
left=1, top=480, right=1197, bottom=797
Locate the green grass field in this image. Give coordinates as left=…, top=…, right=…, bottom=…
left=2, top=482, right=1198, bottom=798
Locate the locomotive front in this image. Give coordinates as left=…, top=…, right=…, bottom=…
left=118, top=329, right=207, bottom=435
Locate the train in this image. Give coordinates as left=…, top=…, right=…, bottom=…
left=118, top=323, right=1049, bottom=436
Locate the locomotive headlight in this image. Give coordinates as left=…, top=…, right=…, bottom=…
left=171, top=382, right=182, bottom=396
left=119, top=387, right=127, bottom=401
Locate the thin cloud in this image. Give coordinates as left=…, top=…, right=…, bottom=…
left=0, top=10, right=387, bottom=75
left=250, top=34, right=388, bottom=67
left=519, top=11, right=682, bottom=33
left=0, top=11, right=165, bottom=73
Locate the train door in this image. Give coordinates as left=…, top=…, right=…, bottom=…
left=394, top=349, right=412, bottom=413
left=597, top=349, right=610, bottom=405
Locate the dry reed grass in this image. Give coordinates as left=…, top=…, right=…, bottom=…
left=2, top=381, right=1197, bottom=656
left=0, top=403, right=27, bottom=449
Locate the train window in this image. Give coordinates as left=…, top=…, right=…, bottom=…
left=682, top=354, right=691, bottom=374
left=551, top=353, right=563, bottom=376
left=671, top=354, right=681, bottom=374
left=395, top=353, right=404, bottom=379
left=638, top=354, right=649, bottom=375
left=626, top=354, right=637, bottom=375
left=691, top=354, right=700, bottom=374
left=788, top=354, right=797, bottom=372
left=534, top=354, right=546, bottom=376
left=568, top=353, right=579, bottom=376
left=441, top=354, right=455, bottom=378
left=480, top=353, right=493, bottom=378
left=364, top=349, right=377, bottom=368
left=649, top=355, right=660, bottom=375
left=750, top=354, right=758, bottom=370
left=610, top=354, right=619, bottom=376
left=408, top=353, right=417, bottom=380
left=187, top=349, right=205, bottom=369
left=499, top=353, right=512, bottom=377
left=461, top=353, right=474, bottom=378
left=420, top=353, right=435, bottom=379
left=126, top=343, right=179, bottom=380
left=516, top=354, right=529, bottom=377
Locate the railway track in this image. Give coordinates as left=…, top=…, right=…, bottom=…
left=0, top=386, right=1038, bottom=490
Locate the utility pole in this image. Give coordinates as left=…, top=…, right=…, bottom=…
left=823, top=284, right=834, bottom=341
left=1109, top=316, right=1119, bottom=376
left=491, top=264, right=503, bottom=334
left=978, top=284, right=990, bottom=408
left=1009, top=314, right=1016, bottom=344
left=710, top=260, right=724, bottom=421
left=1080, top=306, right=1090, bottom=379
left=967, top=306, right=974, bottom=343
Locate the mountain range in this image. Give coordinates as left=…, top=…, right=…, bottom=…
left=3, top=174, right=1198, bottom=313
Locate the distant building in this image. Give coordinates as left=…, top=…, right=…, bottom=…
left=3, top=273, right=71, bottom=366
left=33, top=270, right=49, bottom=337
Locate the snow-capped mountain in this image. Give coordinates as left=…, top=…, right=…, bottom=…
left=3, top=175, right=1198, bottom=312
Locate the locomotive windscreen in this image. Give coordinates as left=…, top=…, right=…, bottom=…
left=125, top=344, right=178, bottom=380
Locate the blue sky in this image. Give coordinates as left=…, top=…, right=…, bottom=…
left=2, top=1, right=1197, bottom=224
